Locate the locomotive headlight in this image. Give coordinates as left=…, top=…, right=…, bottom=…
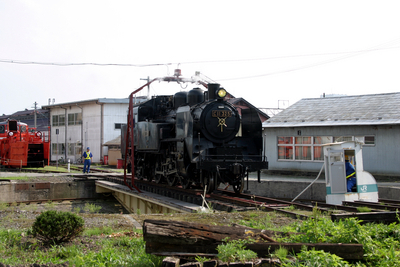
left=216, top=88, right=227, bottom=98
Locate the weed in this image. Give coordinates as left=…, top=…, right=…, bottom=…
left=217, top=238, right=258, bottom=263
left=84, top=226, right=114, bottom=237
left=0, top=202, right=8, bottom=210
left=83, top=203, right=102, bottom=213
left=272, top=246, right=288, bottom=262
left=73, top=207, right=81, bottom=213
left=284, top=247, right=349, bottom=267
left=46, top=200, right=56, bottom=210
left=195, top=255, right=212, bottom=264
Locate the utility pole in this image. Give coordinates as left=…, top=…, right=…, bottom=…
left=140, top=76, right=150, bottom=99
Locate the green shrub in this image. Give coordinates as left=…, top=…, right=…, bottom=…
left=30, top=210, right=84, bottom=244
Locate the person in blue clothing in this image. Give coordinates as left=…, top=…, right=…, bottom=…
left=82, top=147, right=93, bottom=173
left=345, top=156, right=357, bottom=192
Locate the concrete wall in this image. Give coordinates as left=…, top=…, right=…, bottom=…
left=0, top=180, right=102, bottom=203
left=263, top=125, right=400, bottom=176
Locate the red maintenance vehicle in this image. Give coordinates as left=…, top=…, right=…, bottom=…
left=0, top=120, right=50, bottom=168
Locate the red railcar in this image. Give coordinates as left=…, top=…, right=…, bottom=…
left=0, top=120, right=50, bottom=168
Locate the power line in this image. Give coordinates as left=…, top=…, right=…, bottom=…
left=0, top=46, right=399, bottom=68
left=0, top=60, right=172, bottom=67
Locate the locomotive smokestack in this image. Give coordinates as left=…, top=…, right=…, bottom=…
left=208, top=83, right=220, bottom=100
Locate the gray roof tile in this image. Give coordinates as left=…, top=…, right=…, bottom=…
left=263, top=92, right=400, bottom=127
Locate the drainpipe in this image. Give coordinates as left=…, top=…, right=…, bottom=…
left=76, top=104, right=83, bottom=159
left=96, top=101, right=104, bottom=163
left=59, top=106, right=68, bottom=162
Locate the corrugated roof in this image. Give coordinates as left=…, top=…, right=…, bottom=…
left=263, top=92, right=400, bottom=127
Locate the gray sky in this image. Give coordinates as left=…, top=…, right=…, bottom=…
left=1, top=0, right=400, bottom=115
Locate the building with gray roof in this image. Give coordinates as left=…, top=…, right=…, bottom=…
left=262, top=92, right=400, bottom=177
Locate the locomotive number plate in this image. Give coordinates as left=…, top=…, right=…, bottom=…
left=212, top=110, right=232, bottom=117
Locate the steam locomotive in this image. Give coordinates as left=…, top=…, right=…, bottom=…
left=122, top=75, right=267, bottom=194
left=0, top=120, right=50, bottom=168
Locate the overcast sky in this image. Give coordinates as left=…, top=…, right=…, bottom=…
left=1, top=1, right=400, bottom=115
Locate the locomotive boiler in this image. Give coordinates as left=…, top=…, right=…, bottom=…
left=122, top=73, right=267, bottom=193
left=0, top=120, right=50, bottom=168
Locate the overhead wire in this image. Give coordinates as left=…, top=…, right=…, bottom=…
left=0, top=45, right=399, bottom=68
left=0, top=40, right=399, bottom=84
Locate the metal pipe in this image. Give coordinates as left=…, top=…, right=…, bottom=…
left=291, top=163, right=325, bottom=202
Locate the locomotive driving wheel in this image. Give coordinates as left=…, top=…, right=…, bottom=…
left=202, top=172, right=216, bottom=193
left=167, top=174, right=178, bottom=186
left=232, top=175, right=244, bottom=194
left=153, top=159, right=162, bottom=184
left=179, top=175, right=191, bottom=189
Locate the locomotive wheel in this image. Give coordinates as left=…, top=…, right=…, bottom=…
left=154, top=161, right=162, bottom=184
left=179, top=175, right=191, bottom=189
left=167, top=174, right=178, bottom=186
left=203, top=173, right=216, bottom=194
left=136, top=167, right=144, bottom=180
left=154, top=172, right=162, bottom=183
left=232, top=176, right=244, bottom=194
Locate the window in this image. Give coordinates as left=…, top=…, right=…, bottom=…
left=51, top=143, right=65, bottom=155
left=52, top=115, right=59, bottom=126
left=68, top=113, right=82, bottom=126
left=115, top=123, right=122, bottom=130
left=278, top=137, right=293, bottom=160
left=313, top=136, right=332, bottom=161
left=364, top=136, right=375, bottom=146
left=68, top=143, right=75, bottom=155
left=295, top=137, right=312, bottom=160
left=52, top=114, right=67, bottom=126
left=278, top=135, right=374, bottom=161
left=59, top=115, right=65, bottom=126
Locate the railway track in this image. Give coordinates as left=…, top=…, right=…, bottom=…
left=97, top=174, right=400, bottom=223
left=99, top=174, right=326, bottom=219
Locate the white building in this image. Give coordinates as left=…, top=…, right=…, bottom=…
left=42, top=98, right=144, bottom=164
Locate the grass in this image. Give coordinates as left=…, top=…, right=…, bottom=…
left=0, top=201, right=164, bottom=266
left=1, top=198, right=400, bottom=266
left=0, top=227, right=163, bottom=266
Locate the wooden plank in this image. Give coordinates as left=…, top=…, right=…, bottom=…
left=143, top=219, right=364, bottom=260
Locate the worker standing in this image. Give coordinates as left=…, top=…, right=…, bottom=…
left=82, top=147, right=93, bottom=174
left=345, top=156, right=357, bottom=192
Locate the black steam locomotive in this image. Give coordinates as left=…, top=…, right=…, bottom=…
left=122, top=77, right=267, bottom=194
